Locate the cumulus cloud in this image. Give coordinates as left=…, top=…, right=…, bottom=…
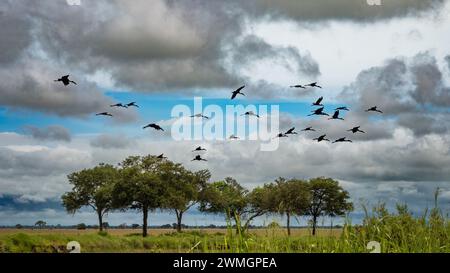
left=90, top=134, right=134, bottom=149
left=23, top=125, right=71, bottom=142
left=339, top=52, right=450, bottom=137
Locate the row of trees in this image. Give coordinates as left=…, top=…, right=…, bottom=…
left=61, top=155, right=353, bottom=237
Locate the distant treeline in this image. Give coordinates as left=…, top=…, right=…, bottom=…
left=60, top=154, right=353, bottom=237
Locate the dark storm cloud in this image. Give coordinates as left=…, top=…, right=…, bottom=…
left=0, top=195, right=62, bottom=211
left=339, top=52, right=450, bottom=137
left=0, top=4, right=31, bottom=64
left=24, top=125, right=71, bottom=142
left=242, top=0, right=445, bottom=22
left=2, top=0, right=444, bottom=98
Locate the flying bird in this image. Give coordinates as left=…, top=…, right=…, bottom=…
left=110, top=103, right=127, bottom=108
left=190, top=113, right=210, bottom=119
left=231, top=85, right=245, bottom=100
left=333, top=137, right=353, bottom=143
left=313, top=134, right=330, bottom=142
left=192, top=155, right=207, bottom=162
left=285, top=127, right=298, bottom=135
left=192, top=146, right=207, bottom=152
left=274, top=133, right=288, bottom=139
left=55, top=75, right=77, bottom=86
left=305, top=82, right=322, bottom=88
left=335, top=106, right=350, bottom=111
left=290, top=85, right=306, bottom=89
left=229, top=135, right=239, bottom=140
left=348, top=126, right=366, bottom=134
left=366, top=106, right=383, bottom=113
left=328, top=110, right=345, bottom=120
left=312, top=96, right=324, bottom=106
left=157, top=154, right=167, bottom=159
left=126, top=102, right=139, bottom=108
left=241, top=111, right=260, bottom=118
left=301, top=127, right=316, bottom=132
left=96, top=112, right=113, bottom=117
left=308, top=107, right=329, bottom=117
left=143, top=123, right=164, bottom=131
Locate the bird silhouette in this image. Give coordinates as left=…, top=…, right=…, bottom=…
left=305, top=82, right=322, bottom=88
left=274, top=133, right=288, bottom=139
left=192, top=146, right=207, bottom=152
left=110, top=103, right=127, bottom=108
left=55, top=75, right=77, bottom=86
left=231, top=85, right=245, bottom=100
left=285, top=127, right=298, bottom=135
left=308, top=107, right=329, bottom=117
left=348, top=126, right=365, bottom=134
left=312, top=96, right=324, bottom=106
left=143, top=123, right=164, bottom=131
left=366, top=106, right=383, bottom=113
left=241, top=111, right=260, bottom=118
left=301, top=127, right=316, bottom=132
left=335, top=106, right=350, bottom=111
left=313, top=134, right=330, bottom=142
left=290, top=85, right=306, bottom=89
left=157, top=154, right=167, bottom=159
left=190, top=113, right=210, bottom=119
left=96, top=112, right=113, bottom=117
left=192, top=155, right=207, bottom=161
left=333, top=137, right=352, bottom=143
left=229, top=135, right=239, bottom=140
left=126, top=102, right=139, bottom=108
left=328, top=110, right=344, bottom=120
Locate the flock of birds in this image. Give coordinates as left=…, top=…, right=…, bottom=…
left=55, top=75, right=383, bottom=161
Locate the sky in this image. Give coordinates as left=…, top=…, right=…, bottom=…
left=1, top=0, right=450, bottom=227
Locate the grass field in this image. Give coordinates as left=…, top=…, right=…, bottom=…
left=1, top=204, right=449, bottom=253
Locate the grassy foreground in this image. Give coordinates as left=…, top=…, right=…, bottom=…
left=1, top=205, right=449, bottom=253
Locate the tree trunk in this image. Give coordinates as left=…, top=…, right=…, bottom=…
left=97, top=210, right=103, bottom=232
left=312, top=215, right=317, bottom=236
left=286, top=212, right=291, bottom=236
left=176, top=210, right=183, bottom=232
left=142, top=206, right=149, bottom=237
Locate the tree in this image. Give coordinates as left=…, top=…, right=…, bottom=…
left=77, top=223, right=87, bottom=230
left=305, top=177, right=353, bottom=236
left=61, top=163, right=118, bottom=232
left=112, top=155, right=166, bottom=237
left=269, top=178, right=310, bottom=236
left=159, top=160, right=210, bottom=232
left=15, top=224, right=23, bottom=229
left=199, top=177, right=270, bottom=233
left=35, top=220, right=46, bottom=229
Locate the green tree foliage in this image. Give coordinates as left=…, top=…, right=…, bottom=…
left=112, top=155, right=165, bottom=237
left=305, top=177, right=353, bottom=236
left=61, top=163, right=118, bottom=231
left=199, top=177, right=271, bottom=233
left=34, top=220, right=46, bottom=229
left=265, top=178, right=310, bottom=236
left=158, top=160, right=211, bottom=232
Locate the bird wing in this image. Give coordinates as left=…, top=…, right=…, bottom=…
left=317, top=97, right=323, bottom=104
left=236, top=85, right=245, bottom=92
left=231, top=92, right=237, bottom=99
